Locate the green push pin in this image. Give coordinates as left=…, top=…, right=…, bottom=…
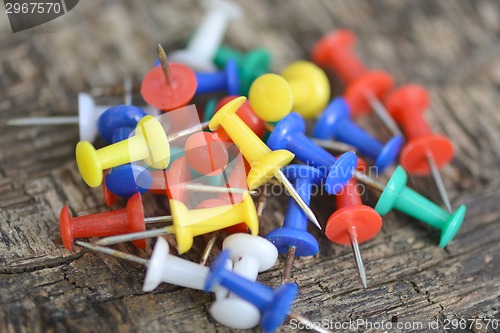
left=214, top=45, right=271, bottom=95
left=375, top=166, right=466, bottom=247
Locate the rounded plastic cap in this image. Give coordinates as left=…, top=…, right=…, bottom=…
left=249, top=74, right=293, bottom=122
left=223, top=233, right=278, bottom=271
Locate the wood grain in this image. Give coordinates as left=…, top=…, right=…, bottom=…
left=0, top=0, right=499, bottom=332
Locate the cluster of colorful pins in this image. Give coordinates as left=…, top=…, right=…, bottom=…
left=11, top=2, right=468, bottom=330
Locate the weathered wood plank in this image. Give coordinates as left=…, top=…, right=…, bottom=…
left=0, top=0, right=499, bottom=332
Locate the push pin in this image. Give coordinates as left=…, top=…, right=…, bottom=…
left=169, top=0, right=243, bottom=71
left=8, top=93, right=108, bottom=142
left=248, top=62, right=330, bottom=120
left=105, top=157, right=252, bottom=206
left=195, top=59, right=240, bottom=95
left=313, top=97, right=403, bottom=172
left=385, top=84, right=455, bottom=212
left=248, top=74, right=293, bottom=122
left=376, top=166, right=466, bottom=247
left=266, top=165, right=323, bottom=283
left=204, top=95, right=267, bottom=140
left=267, top=112, right=358, bottom=195
left=214, top=45, right=271, bottom=95
left=97, top=104, right=148, bottom=144
left=312, top=29, right=367, bottom=85
left=76, top=115, right=170, bottom=187
left=77, top=238, right=227, bottom=299
left=311, top=29, right=402, bottom=136
left=280, top=61, right=331, bottom=118
left=95, top=192, right=258, bottom=254
left=210, top=233, right=278, bottom=329
left=59, top=192, right=172, bottom=250
left=209, top=97, right=322, bottom=230
left=325, top=159, right=382, bottom=288
left=141, top=44, right=197, bottom=111
left=205, top=250, right=296, bottom=333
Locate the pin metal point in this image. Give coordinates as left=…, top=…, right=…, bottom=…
left=282, top=246, right=296, bottom=283
left=312, top=138, right=357, bottom=153
left=427, top=152, right=452, bottom=212
left=200, top=233, right=218, bottom=266
left=256, top=183, right=269, bottom=221
left=157, top=44, right=174, bottom=87
left=348, top=229, right=367, bottom=289
left=75, top=241, right=149, bottom=266
left=275, top=169, right=321, bottom=230
left=364, top=90, right=403, bottom=137
left=287, top=313, right=334, bottom=333
left=96, top=226, right=175, bottom=246
left=353, top=170, right=385, bottom=193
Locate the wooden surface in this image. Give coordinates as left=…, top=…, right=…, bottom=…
left=0, top=0, right=499, bottom=332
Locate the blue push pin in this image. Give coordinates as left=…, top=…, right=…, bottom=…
left=267, top=112, right=358, bottom=195
left=266, top=165, right=323, bottom=283
left=205, top=250, right=298, bottom=333
left=97, top=105, right=147, bottom=144
left=195, top=59, right=240, bottom=96
left=97, top=105, right=151, bottom=206
left=313, top=97, right=404, bottom=172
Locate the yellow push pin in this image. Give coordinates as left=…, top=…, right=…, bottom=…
left=95, top=192, right=258, bottom=254
left=249, top=62, right=330, bottom=121
left=281, top=61, right=330, bottom=118
left=209, top=97, right=322, bottom=230
left=76, top=115, right=170, bottom=187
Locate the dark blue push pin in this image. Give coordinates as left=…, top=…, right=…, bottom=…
left=267, top=112, right=358, bottom=195
left=205, top=250, right=298, bottom=333
left=97, top=105, right=147, bottom=144
left=266, top=164, right=322, bottom=283
left=97, top=105, right=149, bottom=206
left=195, top=59, right=240, bottom=96
left=313, top=97, right=403, bottom=172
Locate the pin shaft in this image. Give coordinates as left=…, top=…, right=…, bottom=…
left=282, top=246, right=296, bottom=284
left=95, top=226, right=175, bottom=246
left=157, top=44, right=174, bottom=87
left=274, top=169, right=322, bottom=230
left=365, top=91, right=403, bottom=137
left=426, top=152, right=452, bottom=212
left=167, top=121, right=210, bottom=142
left=353, top=170, right=385, bottom=193
left=7, top=116, right=80, bottom=126
left=312, top=138, right=357, bottom=153
left=75, top=241, right=149, bottom=266
left=144, top=216, right=173, bottom=224
left=288, top=313, right=334, bottom=333
left=348, top=228, right=367, bottom=289
left=184, top=183, right=256, bottom=195
left=200, top=232, right=219, bottom=266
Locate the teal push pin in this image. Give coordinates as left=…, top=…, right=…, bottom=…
left=214, top=45, right=271, bottom=95
left=375, top=166, right=466, bottom=247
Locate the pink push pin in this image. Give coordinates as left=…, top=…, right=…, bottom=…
left=141, top=44, right=197, bottom=111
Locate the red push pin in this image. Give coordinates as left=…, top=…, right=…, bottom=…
left=385, top=84, right=454, bottom=212
left=141, top=44, right=197, bottom=111
left=59, top=193, right=172, bottom=250
left=312, top=29, right=402, bottom=136
left=325, top=159, right=382, bottom=288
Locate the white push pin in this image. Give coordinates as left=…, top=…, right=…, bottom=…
left=76, top=238, right=229, bottom=299
left=209, top=233, right=278, bottom=329
left=169, top=0, right=243, bottom=72
left=7, top=93, right=108, bottom=142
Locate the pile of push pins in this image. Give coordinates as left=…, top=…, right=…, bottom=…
left=9, top=1, right=467, bottom=332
